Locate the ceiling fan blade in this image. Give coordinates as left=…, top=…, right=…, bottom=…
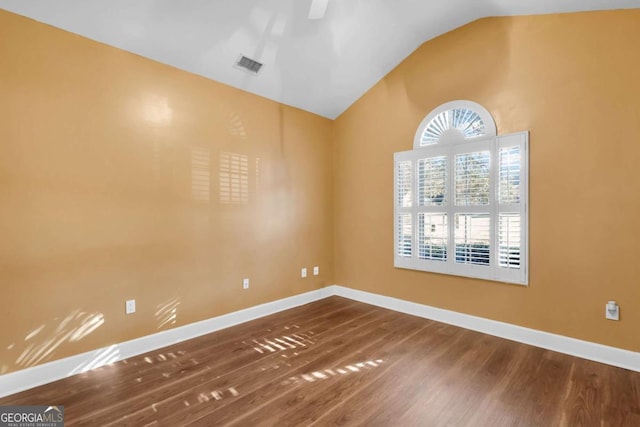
left=308, top=0, right=328, bottom=20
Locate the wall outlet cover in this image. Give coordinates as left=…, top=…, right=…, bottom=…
left=125, top=299, right=136, bottom=315
left=605, top=301, right=619, bottom=321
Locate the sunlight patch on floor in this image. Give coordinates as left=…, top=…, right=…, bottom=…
left=282, top=359, right=384, bottom=386
left=249, top=331, right=316, bottom=355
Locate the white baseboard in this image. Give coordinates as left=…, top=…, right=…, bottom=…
left=0, top=287, right=333, bottom=398
left=329, top=285, right=640, bottom=372
left=2, top=284, right=638, bottom=398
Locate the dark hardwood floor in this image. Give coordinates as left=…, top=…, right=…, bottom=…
left=1, top=296, right=639, bottom=426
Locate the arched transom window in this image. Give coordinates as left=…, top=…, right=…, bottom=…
left=395, top=100, right=528, bottom=285
left=416, top=100, right=496, bottom=147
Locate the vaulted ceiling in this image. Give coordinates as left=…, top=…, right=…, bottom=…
left=1, top=0, right=638, bottom=118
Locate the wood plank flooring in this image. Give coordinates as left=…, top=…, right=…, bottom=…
left=1, top=296, right=639, bottom=426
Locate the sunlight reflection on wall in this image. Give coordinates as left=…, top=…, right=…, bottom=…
left=156, top=297, right=181, bottom=330
left=142, top=94, right=173, bottom=125
left=219, top=151, right=249, bottom=204
left=191, top=148, right=211, bottom=202
left=11, top=311, right=105, bottom=369
left=255, top=157, right=261, bottom=194
left=228, top=112, right=247, bottom=139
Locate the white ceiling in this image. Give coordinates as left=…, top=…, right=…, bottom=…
left=1, top=0, right=639, bottom=118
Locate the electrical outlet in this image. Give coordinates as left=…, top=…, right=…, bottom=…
left=243, top=278, right=250, bottom=289
left=313, top=266, right=319, bottom=276
left=125, top=299, right=136, bottom=315
left=606, top=301, right=619, bottom=321
left=301, top=268, right=307, bottom=278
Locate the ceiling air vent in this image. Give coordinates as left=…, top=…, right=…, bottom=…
left=235, top=55, right=263, bottom=74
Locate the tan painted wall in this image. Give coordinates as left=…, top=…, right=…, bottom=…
left=2, top=8, right=639, bottom=377
left=333, top=10, right=640, bottom=352
left=0, top=10, right=333, bottom=375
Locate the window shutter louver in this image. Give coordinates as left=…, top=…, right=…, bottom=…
left=455, top=151, right=490, bottom=206
left=418, top=157, right=447, bottom=206
left=418, top=213, right=448, bottom=261
left=499, top=146, right=521, bottom=204
left=499, top=213, right=521, bottom=268
left=496, top=135, right=527, bottom=283
left=454, top=213, right=491, bottom=266
left=396, top=161, right=412, bottom=208
left=397, top=214, right=412, bottom=257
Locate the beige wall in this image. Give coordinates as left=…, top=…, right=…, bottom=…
left=2, top=8, right=639, bottom=377
left=0, top=10, right=333, bottom=375
left=334, top=10, right=640, bottom=352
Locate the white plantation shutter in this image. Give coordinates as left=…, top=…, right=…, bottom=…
left=499, top=146, right=521, bottom=204
left=394, top=101, right=528, bottom=285
left=418, top=213, right=447, bottom=261
left=495, top=133, right=527, bottom=283
left=455, top=151, right=490, bottom=206
left=449, top=139, right=494, bottom=279
left=499, top=213, right=521, bottom=268
left=418, top=157, right=447, bottom=206
left=498, top=144, right=522, bottom=269
left=397, top=213, right=412, bottom=257
left=395, top=160, right=413, bottom=259
left=455, top=213, right=490, bottom=266
left=396, top=161, right=412, bottom=208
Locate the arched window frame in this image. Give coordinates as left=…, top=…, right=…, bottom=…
left=413, top=100, right=496, bottom=148
left=394, top=100, right=529, bottom=285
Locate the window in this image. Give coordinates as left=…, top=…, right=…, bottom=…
left=394, top=100, right=528, bottom=285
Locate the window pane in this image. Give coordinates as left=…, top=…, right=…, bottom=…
left=455, top=214, right=490, bottom=266
left=455, top=151, right=490, bottom=206
left=499, top=146, right=521, bottom=204
left=396, top=161, right=412, bottom=208
left=421, top=108, right=487, bottom=146
left=418, top=156, right=447, bottom=206
left=421, top=111, right=450, bottom=146
left=452, top=108, right=485, bottom=138
left=397, top=214, right=412, bottom=257
left=499, top=213, right=521, bottom=269
left=418, top=213, right=447, bottom=261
